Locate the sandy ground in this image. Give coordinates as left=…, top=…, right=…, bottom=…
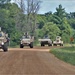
left=0, top=46, right=75, bottom=75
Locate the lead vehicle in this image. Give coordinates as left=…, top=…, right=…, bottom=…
left=20, top=33, right=34, bottom=48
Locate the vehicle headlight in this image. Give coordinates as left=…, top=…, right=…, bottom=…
left=2, top=42, right=4, bottom=45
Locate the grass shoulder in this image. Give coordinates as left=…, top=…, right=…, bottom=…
left=50, top=46, right=75, bottom=65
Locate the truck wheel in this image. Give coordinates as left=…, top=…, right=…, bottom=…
left=61, top=44, right=63, bottom=46
left=43, top=44, right=45, bottom=46
left=41, top=43, right=43, bottom=46
left=2, top=43, right=8, bottom=52
left=48, top=43, right=52, bottom=46
left=53, top=44, right=57, bottom=46
left=30, top=42, right=33, bottom=48
left=20, top=44, right=24, bottom=48
left=41, top=44, right=45, bottom=46
left=41, top=42, right=45, bottom=46
left=60, top=44, right=63, bottom=46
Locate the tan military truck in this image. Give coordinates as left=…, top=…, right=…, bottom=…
left=53, top=36, right=63, bottom=46
left=20, top=33, right=34, bottom=48
left=38, top=35, right=52, bottom=46
left=0, top=28, right=9, bottom=52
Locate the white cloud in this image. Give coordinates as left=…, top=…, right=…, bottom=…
left=38, top=0, right=75, bottom=14
left=11, top=0, right=75, bottom=14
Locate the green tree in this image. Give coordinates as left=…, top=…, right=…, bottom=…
left=60, top=18, right=72, bottom=43
left=36, top=14, right=46, bottom=29
left=0, top=0, right=11, bottom=4
left=68, top=19, right=75, bottom=29
left=42, top=22, right=60, bottom=40
left=54, top=4, right=66, bottom=19
left=61, top=18, right=72, bottom=35
left=10, top=30, right=22, bottom=46
left=0, top=3, right=23, bottom=46
left=46, top=14, right=62, bottom=24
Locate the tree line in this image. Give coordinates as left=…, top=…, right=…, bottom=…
left=0, top=0, right=75, bottom=46
left=36, top=4, right=75, bottom=43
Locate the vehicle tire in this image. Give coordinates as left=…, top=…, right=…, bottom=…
left=43, top=44, right=45, bottom=46
left=61, top=44, right=63, bottom=46
left=60, top=44, right=62, bottom=46
left=20, top=44, right=24, bottom=48
left=60, top=44, right=63, bottom=46
left=41, top=43, right=44, bottom=46
left=41, top=42, right=45, bottom=46
left=41, top=42, right=44, bottom=46
left=48, top=43, right=52, bottom=46
left=2, top=43, right=8, bottom=52
left=53, top=44, right=57, bottom=46
left=41, top=43, right=43, bottom=46
left=30, top=42, right=33, bottom=48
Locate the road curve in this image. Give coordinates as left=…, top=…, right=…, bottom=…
left=0, top=47, right=75, bottom=75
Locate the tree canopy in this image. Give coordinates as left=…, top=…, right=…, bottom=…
left=0, top=0, right=11, bottom=4
left=0, top=3, right=75, bottom=46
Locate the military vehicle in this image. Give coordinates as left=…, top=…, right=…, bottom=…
left=53, top=36, right=63, bottom=46
left=20, top=32, right=34, bottom=48
left=0, top=27, right=9, bottom=52
left=38, top=35, right=52, bottom=46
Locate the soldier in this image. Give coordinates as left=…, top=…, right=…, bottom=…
left=25, top=32, right=29, bottom=38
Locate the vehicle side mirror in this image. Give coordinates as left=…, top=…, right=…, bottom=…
left=6, top=34, right=8, bottom=37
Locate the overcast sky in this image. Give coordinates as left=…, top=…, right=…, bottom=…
left=38, top=0, right=75, bottom=14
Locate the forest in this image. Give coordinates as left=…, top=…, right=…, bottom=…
left=0, top=0, right=75, bottom=46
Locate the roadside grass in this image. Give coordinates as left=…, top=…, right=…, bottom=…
left=50, top=46, right=75, bottom=65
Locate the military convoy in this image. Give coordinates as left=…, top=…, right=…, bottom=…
left=0, top=27, right=63, bottom=51
left=20, top=34, right=63, bottom=48
left=0, top=27, right=9, bottom=52
left=0, top=26, right=64, bottom=52
left=0, top=28, right=63, bottom=51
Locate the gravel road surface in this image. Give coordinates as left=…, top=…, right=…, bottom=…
left=0, top=46, right=75, bottom=75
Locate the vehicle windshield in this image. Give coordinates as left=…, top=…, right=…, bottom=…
left=0, top=33, right=2, bottom=37
left=56, top=36, right=60, bottom=39
left=43, top=35, right=49, bottom=39
left=22, top=36, right=30, bottom=39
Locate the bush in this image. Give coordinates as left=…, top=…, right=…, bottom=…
left=10, top=41, right=18, bottom=47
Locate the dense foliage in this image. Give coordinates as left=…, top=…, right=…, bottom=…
left=37, top=4, right=74, bottom=43
left=0, top=3, right=75, bottom=46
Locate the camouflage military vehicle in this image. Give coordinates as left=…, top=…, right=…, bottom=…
left=53, top=36, right=63, bottom=46
left=20, top=33, right=34, bottom=48
left=0, top=28, right=9, bottom=52
left=38, top=35, right=52, bottom=46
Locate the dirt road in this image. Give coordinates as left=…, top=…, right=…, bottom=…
left=0, top=46, right=75, bottom=75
